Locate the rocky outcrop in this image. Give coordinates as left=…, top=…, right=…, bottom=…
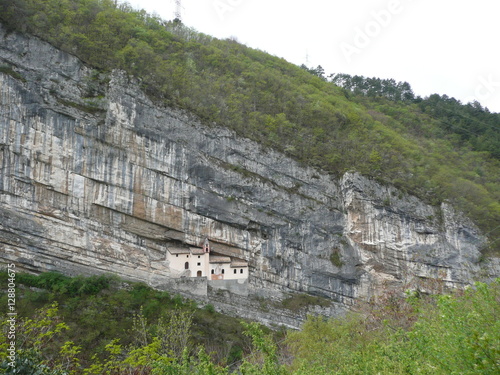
left=0, top=26, right=497, bottom=327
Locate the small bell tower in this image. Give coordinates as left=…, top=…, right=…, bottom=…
left=203, top=238, right=210, bottom=253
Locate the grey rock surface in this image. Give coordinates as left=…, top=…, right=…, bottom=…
left=1, top=26, right=498, bottom=328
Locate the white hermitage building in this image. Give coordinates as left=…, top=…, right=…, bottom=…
left=166, top=238, right=248, bottom=280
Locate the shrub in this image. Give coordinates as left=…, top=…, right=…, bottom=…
left=280, top=293, right=331, bottom=312
left=329, top=249, right=343, bottom=268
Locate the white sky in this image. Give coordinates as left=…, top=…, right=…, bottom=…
left=125, top=0, right=500, bottom=113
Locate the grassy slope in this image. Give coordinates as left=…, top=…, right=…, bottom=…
left=0, top=271, right=263, bottom=367
left=1, top=272, right=498, bottom=374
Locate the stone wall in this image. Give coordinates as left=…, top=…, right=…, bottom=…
left=209, top=279, right=248, bottom=296
left=156, top=277, right=207, bottom=297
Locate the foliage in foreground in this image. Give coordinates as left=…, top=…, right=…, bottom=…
left=0, top=302, right=282, bottom=375
left=0, top=271, right=255, bottom=372
left=287, top=279, right=500, bottom=374
left=1, top=271, right=499, bottom=374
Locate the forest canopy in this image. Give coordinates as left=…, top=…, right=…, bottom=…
left=0, top=0, right=499, bottom=249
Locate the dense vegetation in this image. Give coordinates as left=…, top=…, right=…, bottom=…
left=1, top=271, right=499, bottom=374
left=0, top=0, right=499, bottom=250
left=0, top=271, right=273, bottom=373
left=287, top=278, right=500, bottom=374
left=330, top=73, right=500, bottom=159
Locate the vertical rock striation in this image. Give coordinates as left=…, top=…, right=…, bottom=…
left=0, top=27, right=497, bottom=327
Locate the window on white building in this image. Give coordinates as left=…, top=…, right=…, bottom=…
left=197, top=262, right=201, bottom=266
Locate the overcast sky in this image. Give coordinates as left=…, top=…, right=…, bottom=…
left=125, top=0, right=500, bottom=113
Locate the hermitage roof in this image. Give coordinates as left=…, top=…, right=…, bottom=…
left=167, top=247, right=190, bottom=254
left=190, top=247, right=206, bottom=255
left=230, top=259, right=248, bottom=267
left=209, top=255, right=232, bottom=263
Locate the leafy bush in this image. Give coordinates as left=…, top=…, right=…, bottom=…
left=287, top=279, right=500, bottom=374
left=0, top=271, right=256, bottom=369
left=280, top=293, right=331, bottom=312
left=0, top=64, right=26, bottom=82
left=16, top=271, right=112, bottom=296
left=329, top=249, right=343, bottom=268
left=203, top=304, right=215, bottom=314
left=2, top=270, right=498, bottom=373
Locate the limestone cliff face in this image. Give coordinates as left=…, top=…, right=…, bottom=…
left=0, top=27, right=497, bottom=327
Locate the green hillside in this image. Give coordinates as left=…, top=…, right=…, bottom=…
left=1, top=271, right=499, bottom=374
left=0, top=271, right=263, bottom=370
left=1, top=0, right=499, bottom=251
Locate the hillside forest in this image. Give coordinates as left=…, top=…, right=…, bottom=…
left=1, top=271, right=499, bottom=374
